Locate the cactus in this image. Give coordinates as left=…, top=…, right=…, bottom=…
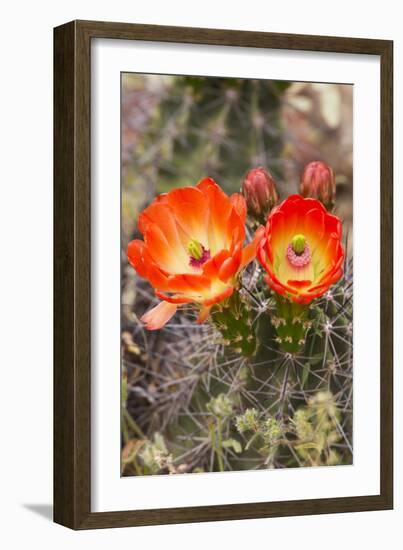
left=211, top=290, right=257, bottom=356
left=130, top=76, right=289, bottom=197
left=121, top=248, right=352, bottom=474
left=270, top=296, right=311, bottom=353
left=121, top=76, right=353, bottom=475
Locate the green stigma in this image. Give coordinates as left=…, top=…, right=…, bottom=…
left=187, top=238, right=203, bottom=260
left=291, top=234, right=306, bottom=255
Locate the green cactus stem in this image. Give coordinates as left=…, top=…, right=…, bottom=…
left=136, top=76, right=289, bottom=196
left=210, top=291, right=257, bottom=357
left=271, top=295, right=312, bottom=354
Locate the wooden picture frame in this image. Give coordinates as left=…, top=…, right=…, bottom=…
left=54, top=19, right=393, bottom=529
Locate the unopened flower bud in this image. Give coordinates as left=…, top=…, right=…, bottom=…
left=242, top=167, right=279, bottom=224
left=300, top=161, right=336, bottom=210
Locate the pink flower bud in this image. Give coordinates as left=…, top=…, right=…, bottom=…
left=300, top=161, right=336, bottom=210
left=242, top=167, right=279, bottom=223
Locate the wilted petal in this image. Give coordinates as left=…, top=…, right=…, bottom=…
left=141, top=301, right=178, bottom=330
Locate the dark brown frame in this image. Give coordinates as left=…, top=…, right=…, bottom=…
left=54, top=19, right=393, bottom=530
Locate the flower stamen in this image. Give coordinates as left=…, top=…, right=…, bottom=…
left=291, top=234, right=306, bottom=255
left=187, top=239, right=211, bottom=268
left=287, top=235, right=311, bottom=268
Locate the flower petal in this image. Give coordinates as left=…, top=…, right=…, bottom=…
left=167, top=273, right=211, bottom=293
left=141, top=301, right=178, bottom=330
left=287, top=279, right=312, bottom=289
left=218, top=257, right=239, bottom=282
left=138, top=202, right=189, bottom=261
left=230, top=193, right=247, bottom=223
left=197, top=305, right=212, bottom=324
left=198, top=178, right=238, bottom=252
left=145, top=224, right=188, bottom=273
left=155, top=291, right=193, bottom=304
left=166, top=186, right=209, bottom=245
left=325, top=212, right=342, bottom=238
left=127, top=240, right=148, bottom=277
left=241, top=226, right=265, bottom=269
left=202, top=286, right=234, bottom=306
left=202, top=249, right=231, bottom=279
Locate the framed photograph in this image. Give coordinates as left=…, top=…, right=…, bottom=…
left=54, top=20, right=393, bottom=529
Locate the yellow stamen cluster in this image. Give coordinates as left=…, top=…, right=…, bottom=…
left=187, top=238, right=203, bottom=260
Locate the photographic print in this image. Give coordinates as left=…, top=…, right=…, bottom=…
left=54, top=21, right=392, bottom=528
left=121, top=73, right=353, bottom=477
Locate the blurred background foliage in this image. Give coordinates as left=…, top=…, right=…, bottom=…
left=122, top=74, right=352, bottom=245
left=121, top=74, right=353, bottom=476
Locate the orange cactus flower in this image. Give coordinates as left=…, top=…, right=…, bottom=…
left=128, top=177, right=264, bottom=329
left=257, top=195, right=344, bottom=304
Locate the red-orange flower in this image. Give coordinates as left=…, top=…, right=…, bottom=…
left=128, top=177, right=264, bottom=329
left=257, top=195, right=344, bottom=304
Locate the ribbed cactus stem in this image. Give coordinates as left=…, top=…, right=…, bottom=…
left=142, top=76, right=286, bottom=195
left=272, top=295, right=311, bottom=353
left=211, top=291, right=257, bottom=356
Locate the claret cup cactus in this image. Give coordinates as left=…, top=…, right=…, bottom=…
left=257, top=193, right=344, bottom=352
left=123, top=162, right=352, bottom=475
left=127, top=177, right=263, bottom=345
